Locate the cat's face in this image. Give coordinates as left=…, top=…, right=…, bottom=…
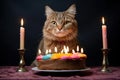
left=43, top=4, right=78, bottom=41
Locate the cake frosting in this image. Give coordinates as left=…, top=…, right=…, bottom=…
left=36, top=53, right=87, bottom=70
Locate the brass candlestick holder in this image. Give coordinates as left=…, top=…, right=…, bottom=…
left=101, top=49, right=110, bottom=72
left=17, top=49, right=28, bottom=72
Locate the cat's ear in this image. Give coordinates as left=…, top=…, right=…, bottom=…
left=66, top=4, right=76, bottom=18
left=45, top=5, right=54, bottom=18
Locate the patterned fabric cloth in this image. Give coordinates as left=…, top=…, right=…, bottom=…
left=0, top=66, right=120, bottom=80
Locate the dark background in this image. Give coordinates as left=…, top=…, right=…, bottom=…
left=0, top=0, right=120, bottom=67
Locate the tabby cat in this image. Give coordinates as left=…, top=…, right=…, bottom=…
left=31, top=4, right=80, bottom=66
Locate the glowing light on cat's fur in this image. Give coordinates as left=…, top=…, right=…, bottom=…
left=102, top=17, right=108, bottom=49
left=20, top=18, right=25, bottom=49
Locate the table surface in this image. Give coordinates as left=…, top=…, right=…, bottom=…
left=0, top=66, right=120, bottom=80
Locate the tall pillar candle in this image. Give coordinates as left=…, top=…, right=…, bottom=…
left=102, top=17, right=108, bottom=49
left=20, top=18, right=25, bottom=49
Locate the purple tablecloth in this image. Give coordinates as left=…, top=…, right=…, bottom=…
left=0, top=66, right=120, bottom=80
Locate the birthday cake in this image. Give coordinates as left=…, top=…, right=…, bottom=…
left=36, top=52, right=87, bottom=70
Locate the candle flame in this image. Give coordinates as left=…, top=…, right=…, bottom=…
left=54, top=47, right=57, bottom=53
left=63, top=45, right=66, bottom=53
left=66, top=46, right=69, bottom=52
left=21, top=18, right=24, bottom=26
left=48, top=49, right=51, bottom=53
left=64, top=49, right=68, bottom=54
left=46, top=49, right=48, bottom=54
left=63, top=45, right=69, bottom=54
left=61, top=49, right=64, bottom=53
left=81, top=48, right=84, bottom=53
left=72, top=49, right=75, bottom=54
left=77, top=45, right=79, bottom=52
left=38, top=49, right=41, bottom=54
left=102, top=17, right=105, bottom=24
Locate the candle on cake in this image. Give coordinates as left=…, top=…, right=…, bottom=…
left=54, top=47, right=57, bottom=53
left=71, top=49, right=80, bottom=59
left=102, top=17, right=108, bottom=49
left=42, top=49, right=51, bottom=60
left=38, top=49, right=41, bottom=55
left=60, top=46, right=72, bottom=59
left=46, top=49, right=52, bottom=58
left=48, top=49, right=52, bottom=54
left=81, top=48, right=84, bottom=53
left=63, top=45, right=70, bottom=54
left=72, top=49, right=76, bottom=54
left=52, top=47, right=62, bottom=59
left=71, top=46, right=80, bottom=59
left=36, top=49, right=43, bottom=60
left=77, top=45, right=79, bottom=52
left=20, top=18, right=25, bottom=49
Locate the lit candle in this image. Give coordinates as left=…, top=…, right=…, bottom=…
left=66, top=46, right=69, bottom=53
left=63, top=45, right=66, bottom=53
left=61, top=49, right=64, bottom=53
left=81, top=48, right=84, bottom=53
left=43, top=49, right=52, bottom=60
left=20, top=18, right=25, bottom=49
left=54, top=47, right=57, bottom=53
left=102, top=17, right=108, bottom=49
left=72, top=49, right=75, bottom=54
left=77, top=45, right=79, bottom=52
left=36, top=49, right=43, bottom=60
left=45, top=49, right=49, bottom=54
left=63, top=46, right=69, bottom=54
left=38, top=49, right=41, bottom=55
left=48, top=49, right=52, bottom=54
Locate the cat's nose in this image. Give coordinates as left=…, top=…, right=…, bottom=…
left=57, top=25, right=63, bottom=31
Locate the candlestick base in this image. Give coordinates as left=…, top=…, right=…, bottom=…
left=101, top=49, right=111, bottom=73
left=17, top=49, right=28, bottom=72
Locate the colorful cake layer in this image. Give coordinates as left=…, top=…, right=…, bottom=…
left=36, top=53, right=87, bottom=70
left=36, top=53, right=87, bottom=61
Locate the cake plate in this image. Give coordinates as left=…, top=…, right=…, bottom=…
left=32, top=67, right=90, bottom=72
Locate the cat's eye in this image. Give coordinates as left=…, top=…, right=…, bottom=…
left=65, top=21, right=71, bottom=24
left=51, top=21, right=56, bottom=25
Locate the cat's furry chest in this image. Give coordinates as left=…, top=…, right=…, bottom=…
left=40, top=38, right=79, bottom=53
